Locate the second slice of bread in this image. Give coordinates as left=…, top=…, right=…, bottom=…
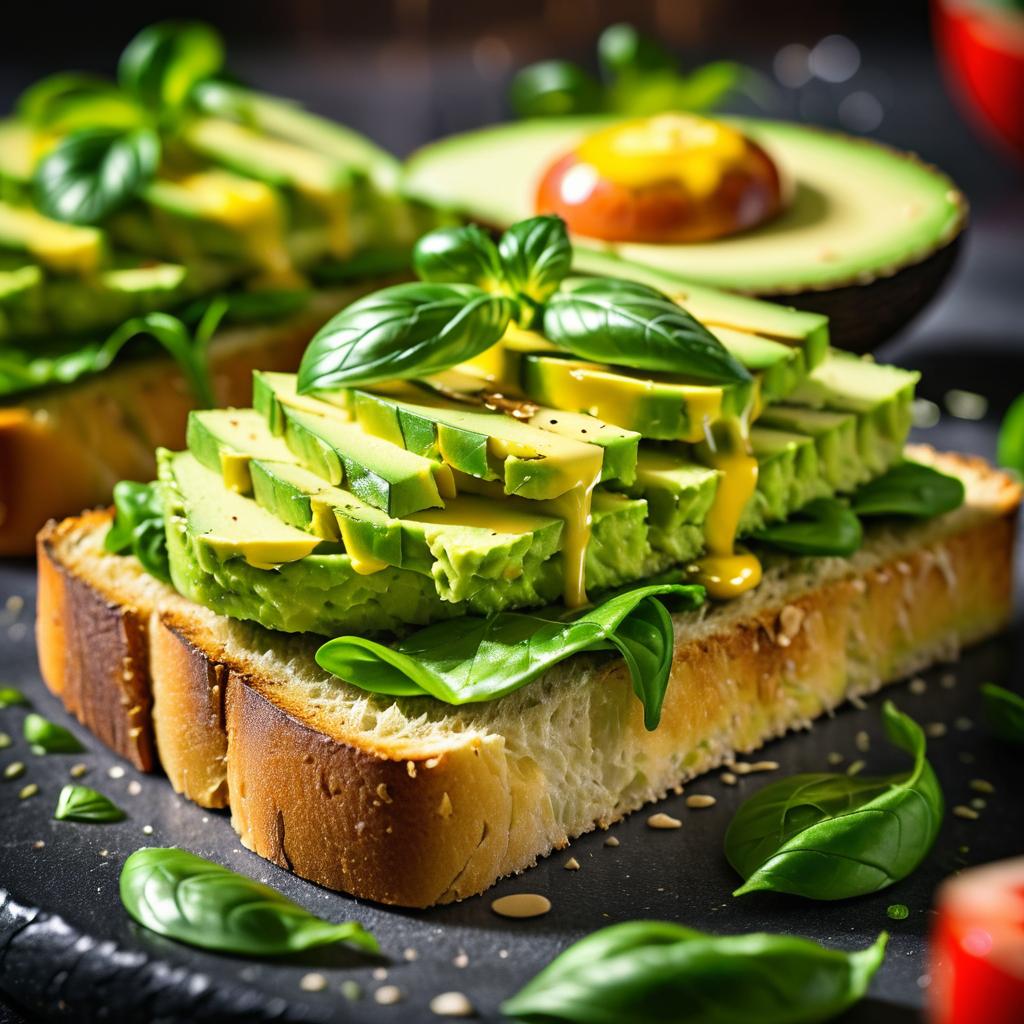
left=36, top=447, right=1020, bottom=906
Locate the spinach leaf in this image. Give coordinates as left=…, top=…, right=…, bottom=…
left=316, top=583, right=703, bottom=730
left=120, top=847, right=379, bottom=956
left=544, top=277, right=752, bottom=384
left=725, top=701, right=943, bottom=900
left=501, top=920, right=887, bottom=1024
left=54, top=784, right=125, bottom=823
left=498, top=215, right=573, bottom=316
left=598, top=23, right=675, bottom=79
left=118, top=21, right=225, bottom=113
left=851, top=461, right=965, bottom=519
left=998, top=393, right=1024, bottom=475
left=0, top=687, right=29, bottom=708
left=297, top=282, right=513, bottom=392
left=23, top=713, right=84, bottom=754
left=508, top=60, right=604, bottom=119
left=17, top=73, right=144, bottom=133
left=33, top=127, right=160, bottom=225
left=981, top=683, right=1024, bottom=744
left=104, top=480, right=171, bottom=583
left=413, top=224, right=503, bottom=291
left=752, top=498, right=863, bottom=556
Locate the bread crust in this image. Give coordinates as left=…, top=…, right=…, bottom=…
left=34, top=448, right=1021, bottom=906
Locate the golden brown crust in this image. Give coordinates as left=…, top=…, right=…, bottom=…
left=34, top=449, right=1020, bottom=906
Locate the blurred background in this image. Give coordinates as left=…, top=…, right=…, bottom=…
left=1, top=0, right=1021, bottom=440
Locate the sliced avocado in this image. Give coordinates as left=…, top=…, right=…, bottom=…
left=351, top=388, right=607, bottom=499
left=278, top=405, right=454, bottom=517
left=0, top=121, right=35, bottom=184
left=756, top=404, right=863, bottom=494
left=253, top=369, right=351, bottom=433
left=742, top=427, right=825, bottom=533
left=524, top=406, right=639, bottom=485
left=520, top=354, right=750, bottom=442
left=0, top=265, right=46, bottom=337
left=0, top=201, right=105, bottom=276
left=166, top=449, right=320, bottom=569
left=187, top=408, right=294, bottom=493
left=402, top=115, right=964, bottom=298
left=713, top=327, right=812, bottom=404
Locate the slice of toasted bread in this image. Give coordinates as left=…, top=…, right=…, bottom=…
left=0, top=285, right=384, bottom=556
left=35, top=447, right=1020, bottom=907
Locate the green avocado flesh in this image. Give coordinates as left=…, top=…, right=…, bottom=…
left=402, top=116, right=964, bottom=294
left=0, top=85, right=422, bottom=397
left=157, top=332, right=918, bottom=635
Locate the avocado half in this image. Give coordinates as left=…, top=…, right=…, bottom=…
left=403, top=116, right=967, bottom=351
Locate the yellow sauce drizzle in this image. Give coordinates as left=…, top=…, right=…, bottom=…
left=537, top=479, right=599, bottom=609
left=577, top=113, right=748, bottom=198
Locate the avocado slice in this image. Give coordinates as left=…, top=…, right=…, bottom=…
left=0, top=121, right=34, bottom=185
left=166, top=449, right=321, bottom=570
left=187, top=408, right=295, bottom=493
left=0, top=201, right=105, bottom=276
left=0, top=265, right=46, bottom=337
left=402, top=115, right=965, bottom=350
left=742, top=427, right=825, bottom=533
left=756, top=405, right=863, bottom=494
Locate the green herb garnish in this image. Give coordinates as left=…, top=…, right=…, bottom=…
left=119, top=847, right=379, bottom=956
left=23, top=713, right=84, bottom=754
left=501, top=920, right=887, bottom=1024
left=317, top=583, right=703, bottom=730
left=725, top=701, right=943, bottom=900
left=980, top=683, right=1024, bottom=744
left=54, top=784, right=125, bottom=823
left=886, top=904, right=910, bottom=921
left=752, top=497, right=863, bottom=556
left=0, top=687, right=30, bottom=708
left=998, top=393, right=1024, bottom=475
left=851, top=461, right=965, bottom=519
left=544, top=277, right=752, bottom=384
left=104, top=480, right=170, bottom=583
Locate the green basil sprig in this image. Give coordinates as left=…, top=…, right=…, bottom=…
left=510, top=23, right=742, bottom=119
left=725, top=701, right=942, bottom=900
left=998, top=393, right=1024, bottom=475
left=17, top=73, right=145, bottom=133
left=0, top=687, right=30, bottom=708
left=851, top=461, right=965, bottom=519
left=544, top=277, right=752, bottom=384
left=298, top=282, right=514, bottom=393
left=23, top=713, right=84, bottom=754
left=55, top=784, right=125, bottom=823
left=752, top=498, right=863, bottom=557
left=412, top=223, right=504, bottom=291
left=118, top=21, right=225, bottom=113
left=501, top=920, right=887, bottom=1024
left=498, top=215, right=573, bottom=311
left=119, top=847, right=379, bottom=956
left=981, top=683, right=1024, bottom=744
left=33, top=126, right=160, bottom=225
left=104, top=480, right=171, bottom=583
left=317, top=583, right=702, bottom=730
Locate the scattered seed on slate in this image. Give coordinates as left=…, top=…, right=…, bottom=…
left=647, top=812, right=682, bottom=829
left=953, top=805, right=980, bottom=820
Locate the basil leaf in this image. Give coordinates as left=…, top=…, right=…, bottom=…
left=118, top=21, right=225, bottom=112
left=413, top=224, right=503, bottom=290
left=297, top=282, right=514, bottom=392
left=104, top=480, right=170, bottom=583
left=998, top=393, right=1024, bottom=475
left=23, top=713, right=84, bottom=754
left=851, top=461, right=965, bottom=519
left=509, top=60, right=604, bottom=119
left=598, top=24, right=676, bottom=79
left=17, top=73, right=145, bottom=133
left=544, top=277, right=752, bottom=384
left=54, top=784, right=125, bottom=823
left=498, top=215, right=573, bottom=313
left=33, top=127, right=160, bottom=225
left=981, top=683, right=1024, bottom=744
left=316, top=583, right=703, bottom=730
left=99, top=312, right=215, bottom=408
left=725, top=701, right=943, bottom=900
left=752, top=498, right=863, bottom=556
left=0, top=687, right=29, bottom=708
left=120, top=847, right=379, bottom=956
left=502, top=920, right=887, bottom=1024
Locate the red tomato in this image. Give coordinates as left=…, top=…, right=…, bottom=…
left=930, top=857, right=1024, bottom=1024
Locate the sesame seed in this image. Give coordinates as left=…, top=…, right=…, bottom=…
left=142, top=825, right=153, bottom=835
left=430, top=992, right=475, bottom=1017
left=940, top=673, right=957, bottom=689
left=0, top=733, right=10, bottom=750
left=403, top=947, right=419, bottom=961
left=953, top=805, right=979, bottom=820
left=4, top=761, right=25, bottom=780
left=925, top=722, right=947, bottom=738
left=847, top=760, right=866, bottom=777
left=564, top=857, right=581, bottom=870
left=453, top=951, right=470, bottom=967
left=603, top=835, right=620, bottom=847
left=746, top=761, right=780, bottom=773
left=909, top=678, right=927, bottom=695
left=647, top=812, right=682, bottom=829
left=372, top=967, right=388, bottom=981
left=720, top=772, right=738, bottom=785
left=970, top=798, right=986, bottom=811
left=69, top=763, right=88, bottom=778
left=827, top=752, right=844, bottom=766
left=856, top=731, right=871, bottom=752
left=19, top=783, right=38, bottom=800
left=686, top=795, right=717, bottom=809
left=341, top=981, right=362, bottom=1001
left=32, top=840, right=44, bottom=849
left=127, top=780, right=142, bottom=796
left=107, top=766, right=125, bottom=779
left=969, top=779, right=994, bottom=794
left=374, top=985, right=403, bottom=1006
left=299, top=973, right=327, bottom=992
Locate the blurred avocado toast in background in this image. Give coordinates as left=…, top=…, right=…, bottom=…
left=37, top=203, right=1020, bottom=906
left=0, top=20, right=433, bottom=554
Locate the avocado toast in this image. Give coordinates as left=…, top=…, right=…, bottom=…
left=0, top=21, right=433, bottom=554
left=35, top=216, right=1019, bottom=907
